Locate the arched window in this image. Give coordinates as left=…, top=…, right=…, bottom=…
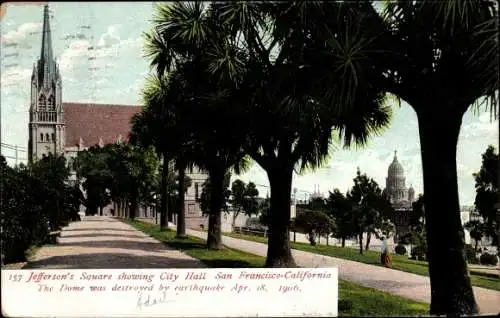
left=38, top=95, right=47, bottom=111
left=48, top=95, right=55, bottom=111
left=40, top=133, right=44, bottom=142
left=51, top=133, right=55, bottom=142
left=45, top=133, right=49, bottom=142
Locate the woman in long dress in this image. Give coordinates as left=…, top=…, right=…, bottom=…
left=380, top=236, right=392, bottom=268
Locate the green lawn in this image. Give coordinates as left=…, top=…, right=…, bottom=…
left=223, top=232, right=500, bottom=291
left=123, top=219, right=429, bottom=316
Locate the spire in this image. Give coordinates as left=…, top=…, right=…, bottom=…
left=38, top=4, right=56, bottom=88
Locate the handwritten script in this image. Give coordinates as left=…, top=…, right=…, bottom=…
left=2, top=268, right=338, bottom=317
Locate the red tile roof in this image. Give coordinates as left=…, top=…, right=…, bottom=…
left=63, top=102, right=142, bottom=148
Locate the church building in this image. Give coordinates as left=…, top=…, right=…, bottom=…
left=28, top=5, right=208, bottom=217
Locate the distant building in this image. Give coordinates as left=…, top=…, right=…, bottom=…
left=309, top=184, right=324, bottom=200
left=384, top=151, right=417, bottom=238
left=384, top=151, right=415, bottom=208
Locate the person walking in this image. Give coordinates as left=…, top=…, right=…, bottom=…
left=380, top=236, right=392, bottom=268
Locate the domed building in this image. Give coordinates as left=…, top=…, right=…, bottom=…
left=383, top=150, right=418, bottom=239
left=385, top=151, right=415, bottom=209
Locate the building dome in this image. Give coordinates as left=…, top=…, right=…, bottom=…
left=388, top=151, right=404, bottom=177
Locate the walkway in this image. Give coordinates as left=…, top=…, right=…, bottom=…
left=23, top=216, right=204, bottom=269
left=138, top=219, right=498, bottom=315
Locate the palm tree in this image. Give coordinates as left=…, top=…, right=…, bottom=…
left=143, top=2, right=250, bottom=249
left=131, top=72, right=195, bottom=236
left=373, top=1, right=498, bottom=314
left=202, top=1, right=392, bottom=267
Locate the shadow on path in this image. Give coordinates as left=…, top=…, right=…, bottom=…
left=22, top=253, right=204, bottom=269
left=62, top=228, right=137, bottom=232
left=60, top=233, right=148, bottom=239
left=55, top=240, right=169, bottom=253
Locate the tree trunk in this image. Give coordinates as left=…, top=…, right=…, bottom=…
left=474, top=239, right=478, bottom=254
left=231, top=210, right=239, bottom=231
left=176, top=162, right=187, bottom=238
left=341, top=237, right=346, bottom=248
left=326, top=235, right=329, bottom=246
left=365, top=231, right=372, bottom=251
left=265, top=165, right=296, bottom=267
left=308, top=233, right=316, bottom=246
left=417, top=108, right=478, bottom=315
left=130, top=193, right=138, bottom=219
left=99, top=206, right=103, bottom=216
left=160, top=157, right=169, bottom=231
left=358, top=232, right=364, bottom=254
left=207, top=167, right=225, bottom=250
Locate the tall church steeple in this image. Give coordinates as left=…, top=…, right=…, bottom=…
left=38, top=5, right=57, bottom=89
left=28, top=4, right=65, bottom=164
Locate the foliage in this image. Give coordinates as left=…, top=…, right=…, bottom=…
left=464, top=220, right=486, bottom=252
left=479, top=253, right=498, bottom=266
left=197, top=172, right=232, bottom=215
left=473, top=145, right=499, bottom=245
left=464, top=244, right=478, bottom=264
left=293, top=211, right=336, bottom=246
left=409, top=222, right=428, bottom=261
left=257, top=198, right=271, bottom=226
left=327, top=188, right=355, bottom=245
left=75, top=143, right=160, bottom=217
left=229, top=179, right=260, bottom=227
left=395, top=244, right=407, bottom=255
left=410, top=194, right=425, bottom=226
left=375, top=218, right=397, bottom=240
left=347, top=168, right=388, bottom=253
left=411, top=245, right=427, bottom=261
left=0, top=154, right=82, bottom=264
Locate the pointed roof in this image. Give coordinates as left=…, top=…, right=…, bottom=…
left=37, top=4, right=57, bottom=88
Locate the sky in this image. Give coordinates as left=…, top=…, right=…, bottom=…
left=1, top=2, right=498, bottom=206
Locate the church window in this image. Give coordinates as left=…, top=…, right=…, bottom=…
left=38, top=95, right=47, bottom=111
left=48, top=95, right=55, bottom=111
left=51, top=133, right=55, bottom=141
left=195, top=183, right=199, bottom=200
left=40, top=133, right=44, bottom=141
left=45, top=133, right=49, bottom=142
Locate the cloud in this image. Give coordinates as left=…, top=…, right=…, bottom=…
left=98, top=25, right=121, bottom=48
left=1, top=21, right=42, bottom=48
left=0, top=67, right=31, bottom=93
left=460, top=112, right=498, bottom=140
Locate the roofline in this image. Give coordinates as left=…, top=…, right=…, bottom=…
left=63, top=102, right=142, bottom=108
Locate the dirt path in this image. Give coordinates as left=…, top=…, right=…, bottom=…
left=23, top=216, right=204, bottom=269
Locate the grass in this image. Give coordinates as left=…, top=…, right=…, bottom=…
left=123, top=219, right=429, bottom=316
left=223, top=232, right=500, bottom=291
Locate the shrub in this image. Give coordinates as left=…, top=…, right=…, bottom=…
left=464, top=244, right=478, bottom=264
left=293, top=211, right=335, bottom=246
left=395, top=244, right=407, bottom=255
left=411, top=245, right=427, bottom=261
left=480, top=253, right=498, bottom=266
left=1, top=154, right=80, bottom=264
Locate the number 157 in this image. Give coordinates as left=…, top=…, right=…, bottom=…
left=9, top=274, right=23, bottom=282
